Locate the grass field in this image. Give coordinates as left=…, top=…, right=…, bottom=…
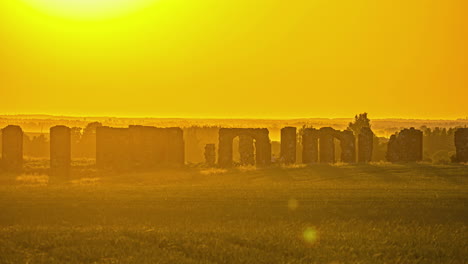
left=0, top=162, right=467, bottom=263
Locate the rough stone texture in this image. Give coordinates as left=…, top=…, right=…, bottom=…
left=280, top=127, right=297, bottom=164
left=358, top=127, right=374, bottom=163
left=1, top=125, right=23, bottom=172
left=386, top=128, right=423, bottom=162
left=97, top=126, right=185, bottom=170
left=204, top=144, right=216, bottom=165
left=50, top=126, right=71, bottom=179
left=319, top=127, right=336, bottom=163
left=335, top=130, right=356, bottom=163
left=218, top=128, right=271, bottom=167
left=454, top=128, right=468, bottom=163
left=302, top=128, right=319, bottom=164
left=239, top=135, right=255, bottom=165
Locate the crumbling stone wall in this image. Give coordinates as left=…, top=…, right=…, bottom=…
left=50, top=126, right=71, bottom=179
left=335, top=130, right=356, bottom=163
left=1, top=125, right=23, bottom=172
left=97, top=126, right=185, bottom=170
left=358, top=127, right=374, bottom=163
left=386, top=128, right=423, bottom=162
left=319, top=127, right=336, bottom=163
left=204, top=144, right=216, bottom=165
left=302, top=128, right=319, bottom=164
left=281, top=127, right=297, bottom=164
left=454, top=128, right=468, bottom=163
left=218, top=128, right=271, bottom=167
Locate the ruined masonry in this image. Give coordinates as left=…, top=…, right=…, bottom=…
left=96, top=125, right=185, bottom=170
left=1, top=125, right=23, bottom=172
left=280, top=127, right=296, bottom=164
left=454, top=128, right=468, bottom=163
left=358, top=127, right=373, bottom=163
left=218, top=128, right=271, bottom=167
left=204, top=144, right=216, bottom=165
left=386, top=128, right=423, bottom=162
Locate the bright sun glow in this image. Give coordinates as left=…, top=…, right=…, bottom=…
left=24, top=0, right=155, bottom=20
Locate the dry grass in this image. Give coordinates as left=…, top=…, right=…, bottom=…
left=0, top=161, right=467, bottom=263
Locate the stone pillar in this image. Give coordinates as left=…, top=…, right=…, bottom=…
left=386, top=128, right=423, bottom=162
left=50, top=126, right=71, bottom=179
left=454, top=128, right=468, bottom=163
left=302, top=128, right=319, bottom=164
left=218, top=129, right=233, bottom=167
left=1, top=125, right=23, bottom=172
left=319, top=127, right=335, bottom=163
left=280, top=127, right=297, bottom=164
left=255, top=130, right=271, bottom=166
left=204, top=144, right=216, bottom=165
left=239, top=135, right=255, bottom=165
left=358, top=127, right=374, bottom=163
left=340, top=130, right=356, bottom=163
left=166, top=127, right=185, bottom=166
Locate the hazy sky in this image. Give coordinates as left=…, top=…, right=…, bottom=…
left=0, top=0, right=466, bottom=119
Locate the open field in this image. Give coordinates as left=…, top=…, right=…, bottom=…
left=0, top=163, right=467, bottom=263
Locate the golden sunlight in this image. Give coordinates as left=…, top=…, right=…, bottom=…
left=22, top=0, right=155, bottom=19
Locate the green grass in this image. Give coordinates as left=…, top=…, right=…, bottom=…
left=0, top=162, right=467, bottom=263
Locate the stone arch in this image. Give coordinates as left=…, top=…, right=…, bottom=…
left=302, top=127, right=356, bottom=164
left=218, top=128, right=271, bottom=167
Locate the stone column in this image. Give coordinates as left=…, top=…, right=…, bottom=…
left=280, top=127, right=297, bottom=164
left=204, top=144, right=216, bottom=165
left=50, top=126, right=71, bottom=179
left=239, top=135, right=255, bottom=165
left=340, top=130, right=356, bottom=163
left=358, top=127, right=374, bottom=163
left=386, top=128, right=423, bottom=162
left=255, top=129, right=271, bottom=166
left=302, top=129, right=319, bottom=164
left=1, top=125, right=23, bottom=172
left=218, top=129, right=233, bottom=167
left=166, top=127, right=185, bottom=166
left=454, top=128, right=468, bottom=163
left=319, top=127, right=335, bottom=163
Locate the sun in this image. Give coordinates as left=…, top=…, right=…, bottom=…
left=23, top=0, right=155, bottom=20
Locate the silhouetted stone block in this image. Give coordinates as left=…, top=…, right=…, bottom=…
left=358, top=127, right=373, bottom=163
left=218, top=128, right=271, bottom=167
left=319, top=127, right=335, bottom=163
left=302, top=128, right=319, bottom=164
left=386, top=128, right=423, bottom=162
left=337, top=130, right=356, bottom=163
left=204, top=144, right=216, bottom=165
left=454, top=128, right=468, bottom=163
left=281, top=127, right=297, bottom=164
left=1, top=125, right=23, bottom=172
left=50, top=126, right=71, bottom=179
left=96, top=126, right=131, bottom=170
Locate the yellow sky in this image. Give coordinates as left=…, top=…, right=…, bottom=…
left=1, top=0, right=466, bottom=119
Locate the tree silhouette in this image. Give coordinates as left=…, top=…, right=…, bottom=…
left=347, top=113, right=371, bottom=136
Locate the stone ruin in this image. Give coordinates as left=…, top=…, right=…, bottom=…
left=204, top=144, right=216, bottom=165
left=280, top=127, right=296, bottom=164
left=386, top=128, right=423, bottom=162
left=358, top=127, right=373, bottom=163
left=96, top=125, right=185, bottom=170
left=302, top=127, right=356, bottom=164
left=218, top=128, right=271, bottom=167
left=1, top=125, right=23, bottom=172
left=454, top=128, right=468, bottom=163
left=50, top=126, right=71, bottom=179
